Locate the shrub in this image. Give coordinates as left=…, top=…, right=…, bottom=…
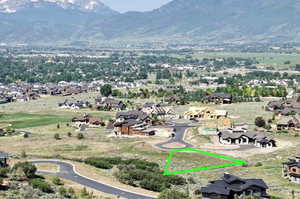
left=140, top=178, right=170, bottom=192
left=54, top=133, right=60, bottom=140
left=58, top=187, right=67, bottom=197
left=165, top=175, right=187, bottom=185
left=158, top=189, right=190, bottom=199
left=255, top=162, right=263, bottom=167
left=52, top=176, right=64, bottom=185
left=21, top=150, right=27, bottom=158
left=29, top=178, right=53, bottom=193
left=0, top=167, right=9, bottom=177
left=12, top=162, right=37, bottom=179
left=84, top=158, right=113, bottom=169
left=77, top=133, right=84, bottom=140
left=67, top=132, right=72, bottom=137
left=255, top=117, right=266, bottom=127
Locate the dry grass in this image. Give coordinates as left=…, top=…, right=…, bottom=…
left=35, top=163, right=59, bottom=173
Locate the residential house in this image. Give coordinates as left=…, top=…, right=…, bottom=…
left=184, top=107, right=228, bottom=120
left=141, top=103, right=174, bottom=117
left=218, top=127, right=276, bottom=148
left=114, top=119, right=155, bottom=136
left=113, top=111, right=155, bottom=136
left=282, top=156, right=300, bottom=183
left=0, top=152, right=9, bottom=167
left=202, top=93, right=232, bottom=104
left=58, top=100, right=91, bottom=109
left=95, top=97, right=126, bottom=111
left=276, top=115, right=300, bottom=131
left=72, top=114, right=105, bottom=128
left=198, top=173, right=270, bottom=199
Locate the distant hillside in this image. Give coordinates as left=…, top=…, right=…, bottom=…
left=1, top=0, right=300, bottom=44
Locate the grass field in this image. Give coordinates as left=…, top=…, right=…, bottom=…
left=0, top=112, right=71, bottom=129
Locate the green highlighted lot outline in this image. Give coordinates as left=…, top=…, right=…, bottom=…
left=163, top=148, right=248, bottom=176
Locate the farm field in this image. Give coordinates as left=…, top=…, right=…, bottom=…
left=191, top=52, right=300, bottom=69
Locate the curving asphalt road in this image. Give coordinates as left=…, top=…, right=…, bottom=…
left=31, top=160, right=155, bottom=199
left=155, top=122, right=196, bottom=150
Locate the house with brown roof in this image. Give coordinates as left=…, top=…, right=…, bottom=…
left=276, top=115, right=300, bottom=131
left=184, top=107, right=228, bottom=120
left=141, top=103, right=174, bottom=117
left=72, top=114, right=105, bottom=128
left=202, top=92, right=232, bottom=104
left=113, top=111, right=155, bottom=136
left=282, top=156, right=300, bottom=183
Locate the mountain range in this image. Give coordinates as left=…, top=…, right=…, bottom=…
left=0, top=0, right=300, bottom=44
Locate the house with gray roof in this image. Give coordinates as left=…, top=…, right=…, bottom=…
left=218, top=128, right=276, bottom=148
left=198, top=173, right=270, bottom=199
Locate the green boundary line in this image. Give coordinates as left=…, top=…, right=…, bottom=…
left=163, top=148, right=248, bottom=176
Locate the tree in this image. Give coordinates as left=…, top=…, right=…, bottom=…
left=158, top=189, right=190, bottom=199
left=255, top=117, right=266, bottom=128
left=77, top=133, right=84, bottom=140
left=54, top=133, right=61, bottom=140
left=100, top=84, right=112, bottom=97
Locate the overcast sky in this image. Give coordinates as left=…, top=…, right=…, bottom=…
left=101, top=0, right=172, bottom=13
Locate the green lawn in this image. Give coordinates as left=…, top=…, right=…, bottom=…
left=0, top=112, right=71, bottom=129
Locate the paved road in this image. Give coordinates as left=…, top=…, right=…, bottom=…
left=155, top=121, right=199, bottom=150
left=31, top=160, right=155, bottom=199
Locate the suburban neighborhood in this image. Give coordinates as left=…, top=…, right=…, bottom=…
left=0, top=1, right=300, bottom=199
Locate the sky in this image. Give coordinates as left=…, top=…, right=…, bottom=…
left=101, top=0, right=172, bottom=13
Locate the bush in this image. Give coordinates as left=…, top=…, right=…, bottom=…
left=255, top=117, right=266, bottom=127
left=67, top=132, right=72, bottom=137
left=54, top=133, right=60, bottom=140
left=77, top=133, right=84, bottom=140
left=255, top=162, right=263, bottom=167
left=84, top=158, right=113, bottom=169
left=58, top=187, right=67, bottom=197
left=52, top=176, right=64, bottom=185
left=165, top=175, right=187, bottom=185
left=158, top=189, right=190, bottom=199
left=0, top=167, right=9, bottom=177
left=12, top=162, right=37, bottom=178
left=29, top=178, right=53, bottom=193
left=140, top=178, right=170, bottom=192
